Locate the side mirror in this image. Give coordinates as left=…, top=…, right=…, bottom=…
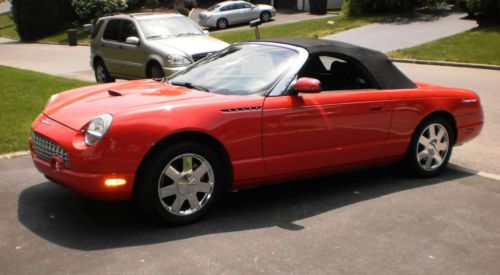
left=293, top=77, right=322, bottom=94
left=203, top=30, right=210, bottom=35
left=83, top=23, right=94, bottom=34
left=125, top=36, right=140, bottom=45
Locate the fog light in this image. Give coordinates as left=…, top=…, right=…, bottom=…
left=105, top=179, right=127, bottom=187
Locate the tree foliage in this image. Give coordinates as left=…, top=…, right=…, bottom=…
left=11, top=0, right=77, bottom=41
left=71, top=0, right=128, bottom=22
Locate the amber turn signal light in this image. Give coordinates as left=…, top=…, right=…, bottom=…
left=105, top=179, right=127, bottom=187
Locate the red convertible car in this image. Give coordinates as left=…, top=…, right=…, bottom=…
left=30, top=39, right=483, bottom=224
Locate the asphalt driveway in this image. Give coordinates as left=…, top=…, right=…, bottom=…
left=0, top=63, right=499, bottom=274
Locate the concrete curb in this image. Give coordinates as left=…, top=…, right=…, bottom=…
left=0, top=151, right=30, bottom=160
left=390, top=58, right=500, bottom=71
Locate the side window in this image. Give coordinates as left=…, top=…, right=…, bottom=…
left=120, top=20, right=138, bottom=42
left=91, top=20, right=104, bottom=39
left=242, top=3, right=253, bottom=8
left=298, top=55, right=376, bottom=91
left=103, top=19, right=121, bottom=41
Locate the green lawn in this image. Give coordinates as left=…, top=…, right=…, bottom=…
left=389, top=26, right=500, bottom=65
left=212, top=15, right=380, bottom=44
left=0, top=66, right=90, bottom=153
left=0, top=12, right=19, bottom=39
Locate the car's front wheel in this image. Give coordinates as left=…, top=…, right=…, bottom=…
left=260, top=11, right=271, bottom=22
left=137, top=142, right=227, bottom=224
left=94, top=60, right=115, bottom=83
left=149, top=63, right=165, bottom=79
left=404, top=116, right=454, bottom=177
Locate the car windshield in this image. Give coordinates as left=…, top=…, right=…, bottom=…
left=139, top=16, right=203, bottom=39
left=207, top=4, right=220, bottom=11
left=168, top=44, right=298, bottom=95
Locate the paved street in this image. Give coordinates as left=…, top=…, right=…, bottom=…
left=1, top=63, right=499, bottom=274
left=324, top=11, right=477, bottom=52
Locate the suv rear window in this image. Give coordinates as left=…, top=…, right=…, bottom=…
left=103, top=19, right=121, bottom=41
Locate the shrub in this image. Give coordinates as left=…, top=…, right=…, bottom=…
left=11, top=0, right=77, bottom=41
left=173, top=4, right=189, bottom=15
left=342, top=0, right=440, bottom=16
left=71, top=0, right=128, bottom=22
left=145, top=0, right=160, bottom=8
left=467, top=0, right=500, bottom=23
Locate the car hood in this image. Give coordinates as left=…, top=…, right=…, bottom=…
left=148, top=35, right=228, bottom=56
left=43, top=80, right=214, bottom=131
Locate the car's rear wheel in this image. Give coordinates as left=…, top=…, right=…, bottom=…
left=217, top=18, right=228, bottom=29
left=137, top=142, right=226, bottom=224
left=404, top=116, right=454, bottom=177
left=94, top=60, right=115, bottom=83
left=260, top=11, right=271, bottom=22
left=149, top=63, right=165, bottom=79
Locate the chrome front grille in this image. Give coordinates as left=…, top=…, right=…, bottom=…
left=31, top=131, right=70, bottom=168
left=192, top=52, right=214, bottom=62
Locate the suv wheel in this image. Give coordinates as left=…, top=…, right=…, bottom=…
left=94, top=60, right=115, bottom=83
left=150, top=63, right=165, bottom=79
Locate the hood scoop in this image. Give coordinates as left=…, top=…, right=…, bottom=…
left=108, top=90, right=123, bottom=97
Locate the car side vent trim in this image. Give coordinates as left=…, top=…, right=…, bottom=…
left=221, top=106, right=263, bottom=113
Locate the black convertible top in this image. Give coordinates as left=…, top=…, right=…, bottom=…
left=261, top=38, right=417, bottom=90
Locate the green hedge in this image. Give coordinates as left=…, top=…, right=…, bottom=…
left=342, top=0, right=439, bottom=16
left=468, top=0, right=500, bottom=23
left=11, top=0, right=77, bottom=41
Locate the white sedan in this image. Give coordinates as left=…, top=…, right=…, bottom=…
left=198, top=0, right=276, bottom=29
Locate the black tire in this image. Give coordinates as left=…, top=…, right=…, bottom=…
left=260, top=11, right=271, bottom=22
left=217, top=18, right=228, bottom=29
left=94, top=59, right=115, bottom=83
left=149, top=62, right=165, bottom=79
left=403, top=116, right=454, bottom=177
left=136, top=142, right=228, bottom=225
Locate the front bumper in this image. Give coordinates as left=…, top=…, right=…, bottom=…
left=162, top=65, right=187, bottom=77
left=30, top=114, right=136, bottom=200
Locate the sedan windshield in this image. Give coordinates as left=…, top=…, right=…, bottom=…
left=139, top=16, right=203, bottom=39
left=168, top=44, right=298, bottom=95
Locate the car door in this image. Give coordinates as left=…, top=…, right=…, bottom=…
left=262, top=56, right=392, bottom=176
left=239, top=2, right=259, bottom=22
left=100, top=19, right=124, bottom=74
left=114, top=19, right=147, bottom=78
left=220, top=3, right=240, bottom=25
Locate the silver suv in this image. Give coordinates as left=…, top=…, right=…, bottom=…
left=90, top=13, right=229, bottom=83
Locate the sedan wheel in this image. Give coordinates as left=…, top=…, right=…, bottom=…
left=404, top=117, right=454, bottom=177
left=137, top=142, right=228, bottom=224
left=158, top=154, right=215, bottom=216
left=261, top=12, right=271, bottom=22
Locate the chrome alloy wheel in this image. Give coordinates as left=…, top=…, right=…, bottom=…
left=416, top=123, right=450, bottom=171
left=158, top=154, right=215, bottom=216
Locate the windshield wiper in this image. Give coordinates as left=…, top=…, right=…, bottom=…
left=170, top=81, right=210, bottom=93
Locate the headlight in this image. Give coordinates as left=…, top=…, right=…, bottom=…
left=46, top=93, right=59, bottom=107
left=84, top=114, right=113, bottom=146
left=166, top=54, right=191, bottom=66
